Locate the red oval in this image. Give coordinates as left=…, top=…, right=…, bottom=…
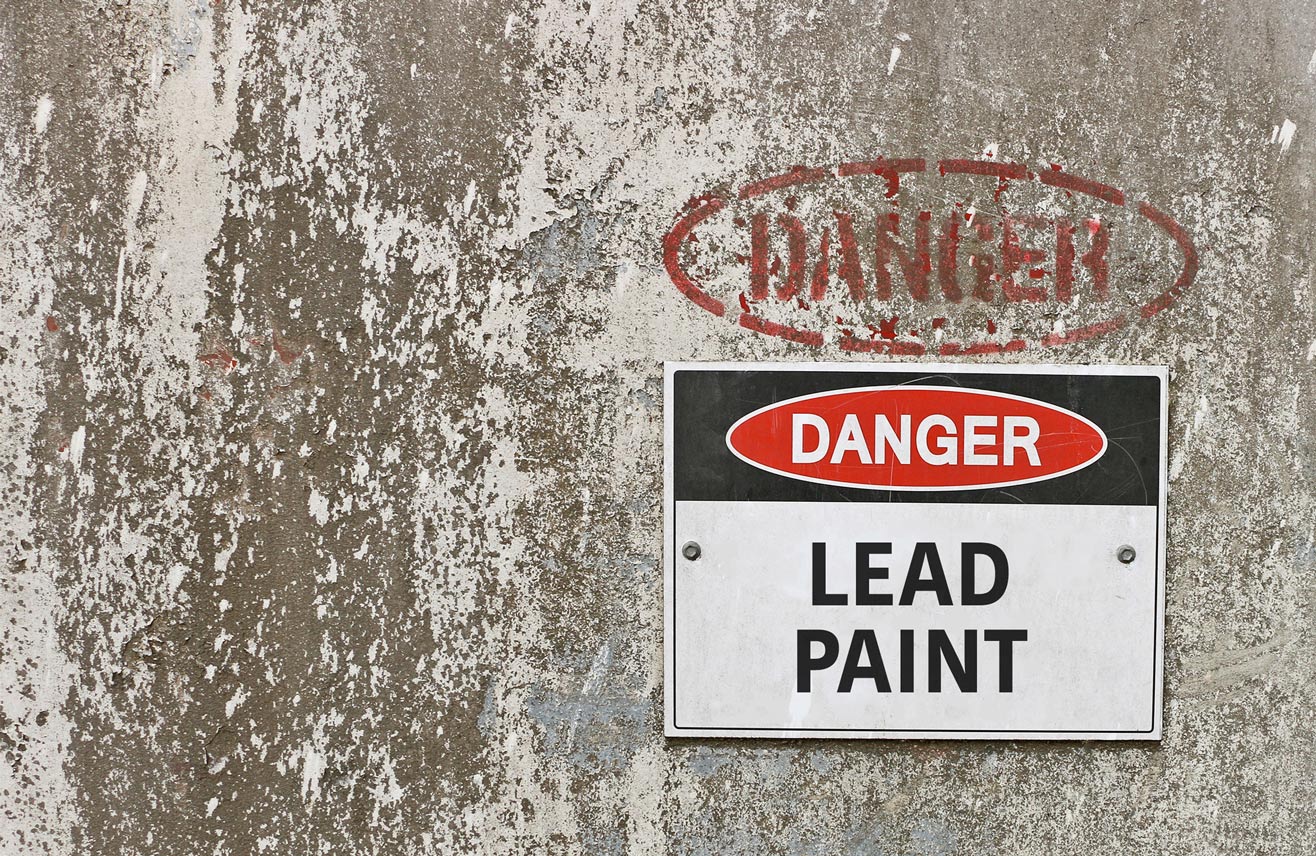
left=663, top=157, right=1199, bottom=353
left=726, top=386, right=1107, bottom=490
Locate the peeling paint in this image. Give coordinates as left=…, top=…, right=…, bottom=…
left=2, top=0, right=1316, bottom=853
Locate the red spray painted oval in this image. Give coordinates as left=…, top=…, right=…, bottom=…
left=725, top=386, right=1107, bottom=490
left=663, top=157, right=1199, bottom=353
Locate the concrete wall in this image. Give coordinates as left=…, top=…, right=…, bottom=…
left=2, top=0, right=1314, bottom=853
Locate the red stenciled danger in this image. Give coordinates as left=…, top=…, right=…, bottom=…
left=725, top=386, right=1107, bottom=491
left=663, top=157, right=1198, bottom=352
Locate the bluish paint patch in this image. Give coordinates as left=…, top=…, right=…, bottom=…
left=685, top=745, right=735, bottom=778
left=910, top=817, right=957, bottom=856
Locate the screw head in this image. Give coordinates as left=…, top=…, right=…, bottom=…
left=1116, top=545, right=1137, bottom=564
left=681, top=541, right=702, bottom=561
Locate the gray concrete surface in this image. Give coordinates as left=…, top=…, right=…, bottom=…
left=2, top=0, right=1315, bottom=853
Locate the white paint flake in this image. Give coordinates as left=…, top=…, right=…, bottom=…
left=166, top=564, right=186, bottom=594
left=1270, top=119, right=1297, bottom=152
left=67, top=425, right=86, bottom=472
left=225, top=686, right=248, bottom=718
left=299, top=740, right=326, bottom=803
left=215, top=534, right=238, bottom=577
left=1192, top=394, right=1210, bottom=432
left=33, top=96, right=54, bottom=135
left=369, top=753, right=405, bottom=824
left=309, top=488, right=331, bottom=525
left=888, top=33, right=912, bottom=74
left=125, top=170, right=149, bottom=229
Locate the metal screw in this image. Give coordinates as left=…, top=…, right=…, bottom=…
left=1116, top=545, right=1137, bottom=564
left=682, top=541, right=702, bottom=561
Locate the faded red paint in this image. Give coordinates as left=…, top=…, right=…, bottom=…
left=836, top=157, right=926, bottom=198
left=272, top=331, right=303, bottom=364
left=662, top=157, right=1198, bottom=353
left=833, top=212, right=865, bottom=301
left=45, top=315, right=59, bottom=332
left=738, top=166, right=828, bottom=200
left=738, top=312, right=823, bottom=346
left=875, top=212, right=932, bottom=301
left=198, top=348, right=238, bottom=371
left=938, top=159, right=1029, bottom=180
left=1137, top=201, right=1198, bottom=318
left=663, top=196, right=726, bottom=317
left=937, top=212, right=963, bottom=303
left=1038, top=169, right=1125, bottom=205
left=839, top=336, right=926, bottom=355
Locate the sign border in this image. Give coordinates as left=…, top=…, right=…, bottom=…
left=663, top=361, right=1168, bottom=741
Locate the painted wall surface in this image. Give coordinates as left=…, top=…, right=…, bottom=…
left=1, top=1, right=1314, bottom=853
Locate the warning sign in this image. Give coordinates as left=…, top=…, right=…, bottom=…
left=664, top=363, right=1167, bottom=740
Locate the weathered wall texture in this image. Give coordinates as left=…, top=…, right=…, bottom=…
left=1, top=0, right=1314, bottom=853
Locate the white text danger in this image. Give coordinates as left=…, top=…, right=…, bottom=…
left=791, top=413, right=1042, bottom=467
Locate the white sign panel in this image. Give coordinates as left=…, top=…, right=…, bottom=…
left=664, top=363, right=1167, bottom=740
